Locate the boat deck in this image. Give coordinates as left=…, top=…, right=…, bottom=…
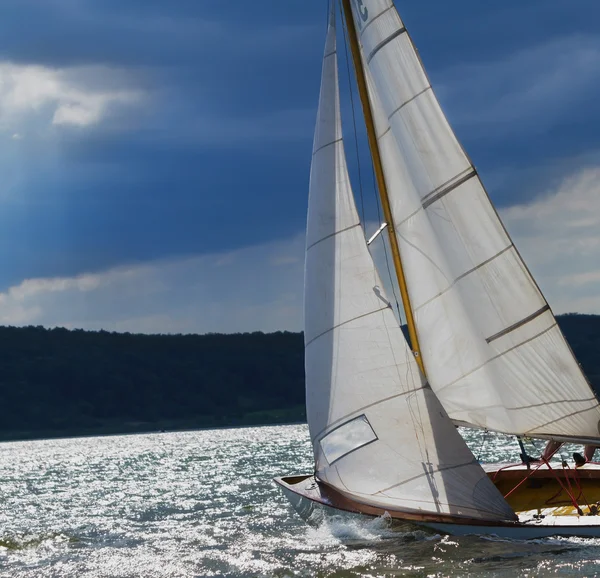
left=482, top=460, right=600, bottom=479
left=484, top=461, right=600, bottom=517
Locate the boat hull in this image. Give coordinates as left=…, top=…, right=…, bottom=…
left=275, top=474, right=426, bottom=533
left=274, top=472, right=600, bottom=539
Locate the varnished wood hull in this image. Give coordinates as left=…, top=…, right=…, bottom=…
left=274, top=466, right=600, bottom=539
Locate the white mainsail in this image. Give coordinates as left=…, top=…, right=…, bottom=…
left=304, top=7, right=515, bottom=521
left=348, top=0, right=600, bottom=440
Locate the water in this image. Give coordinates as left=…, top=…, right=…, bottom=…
left=1, top=424, right=599, bottom=577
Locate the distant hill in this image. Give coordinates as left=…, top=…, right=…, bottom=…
left=0, top=313, right=598, bottom=441
left=555, top=313, right=600, bottom=387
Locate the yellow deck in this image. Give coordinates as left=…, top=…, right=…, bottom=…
left=486, top=462, right=600, bottom=517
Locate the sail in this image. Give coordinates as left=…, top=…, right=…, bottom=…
left=304, top=7, right=515, bottom=521
left=348, top=0, right=600, bottom=439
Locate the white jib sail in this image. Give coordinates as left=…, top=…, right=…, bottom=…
left=349, top=0, right=600, bottom=440
left=304, top=7, right=515, bottom=521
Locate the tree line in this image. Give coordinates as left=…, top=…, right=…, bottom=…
left=0, top=313, right=598, bottom=441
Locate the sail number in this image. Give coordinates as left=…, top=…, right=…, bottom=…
left=353, top=0, right=368, bottom=27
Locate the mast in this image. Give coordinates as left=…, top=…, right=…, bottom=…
left=340, top=0, right=425, bottom=376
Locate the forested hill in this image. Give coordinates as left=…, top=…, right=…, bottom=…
left=0, top=313, right=599, bottom=441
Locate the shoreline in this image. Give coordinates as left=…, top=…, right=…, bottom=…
left=0, top=414, right=307, bottom=444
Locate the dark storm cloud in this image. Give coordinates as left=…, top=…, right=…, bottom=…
left=0, top=1, right=327, bottom=289
left=0, top=0, right=599, bottom=297
left=0, top=0, right=320, bottom=68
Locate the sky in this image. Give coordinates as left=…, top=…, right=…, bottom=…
left=0, top=0, right=599, bottom=334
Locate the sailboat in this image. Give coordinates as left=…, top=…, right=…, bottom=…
left=274, top=0, right=600, bottom=538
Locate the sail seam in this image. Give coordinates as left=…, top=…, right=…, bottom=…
left=366, top=27, right=407, bottom=63
left=323, top=49, right=337, bottom=60
left=305, top=304, right=392, bottom=348
left=526, top=404, right=600, bottom=435
left=422, top=168, right=477, bottom=209
left=395, top=206, right=422, bottom=229
left=306, top=222, right=361, bottom=252
left=387, top=86, right=432, bottom=122
left=414, top=245, right=514, bottom=313
left=482, top=397, right=599, bottom=413
left=436, top=323, right=558, bottom=394
left=485, top=304, right=551, bottom=344
left=377, top=460, right=479, bottom=493
left=311, top=387, right=426, bottom=442
left=359, top=6, right=393, bottom=37
left=454, top=395, right=598, bottom=417
left=312, top=137, right=343, bottom=157
left=377, top=125, right=391, bottom=140
left=456, top=423, right=600, bottom=444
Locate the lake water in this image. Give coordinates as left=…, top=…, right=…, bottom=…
left=1, top=424, right=600, bottom=577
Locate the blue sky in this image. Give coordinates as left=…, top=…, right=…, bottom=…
left=0, top=0, right=599, bottom=333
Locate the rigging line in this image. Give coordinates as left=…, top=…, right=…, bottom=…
left=339, top=0, right=366, bottom=228
left=530, top=437, right=545, bottom=460
left=567, top=463, right=591, bottom=510
left=476, top=429, right=489, bottom=463
left=339, top=0, right=402, bottom=327
left=372, top=163, right=404, bottom=325
left=542, top=458, right=584, bottom=515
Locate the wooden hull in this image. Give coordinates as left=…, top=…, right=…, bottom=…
left=274, top=466, right=600, bottom=539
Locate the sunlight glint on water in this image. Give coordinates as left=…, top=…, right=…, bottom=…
left=1, top=425, right=600, bottom=577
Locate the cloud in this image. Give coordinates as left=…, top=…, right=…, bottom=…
left=0, top=0, right=597, bottom=332
left=0, top=2, right=320, bottom=69
left=0, top=234, right=305, bottom=333
left=478, top=148, right=600, bottom=209
left=139, top=104, right=315, bottom=148
left=437, top=34, right=600, bottom=137
left=558, top=271, right=600, bottom=288
left=0, top=160, right=598, bottom=336
left=429, top=33, right=600, bottom=208
left=0, top=61, right=142, bottom=130
left=502, top=165, right=600, bottom=314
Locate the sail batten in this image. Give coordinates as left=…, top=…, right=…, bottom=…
left=366, top=27, right=406, bottom=62
left=349, top=0, right=600, bottom=439
left=387, top=86, right=432, bottom=121
left=486, top=305, right=551, bottom=344
left=312, top=137, right=343, bottom=156
left=421, top=169, right=478, bottom=209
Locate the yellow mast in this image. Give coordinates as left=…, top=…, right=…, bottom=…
left=340, top=0, right=426, bottom=376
